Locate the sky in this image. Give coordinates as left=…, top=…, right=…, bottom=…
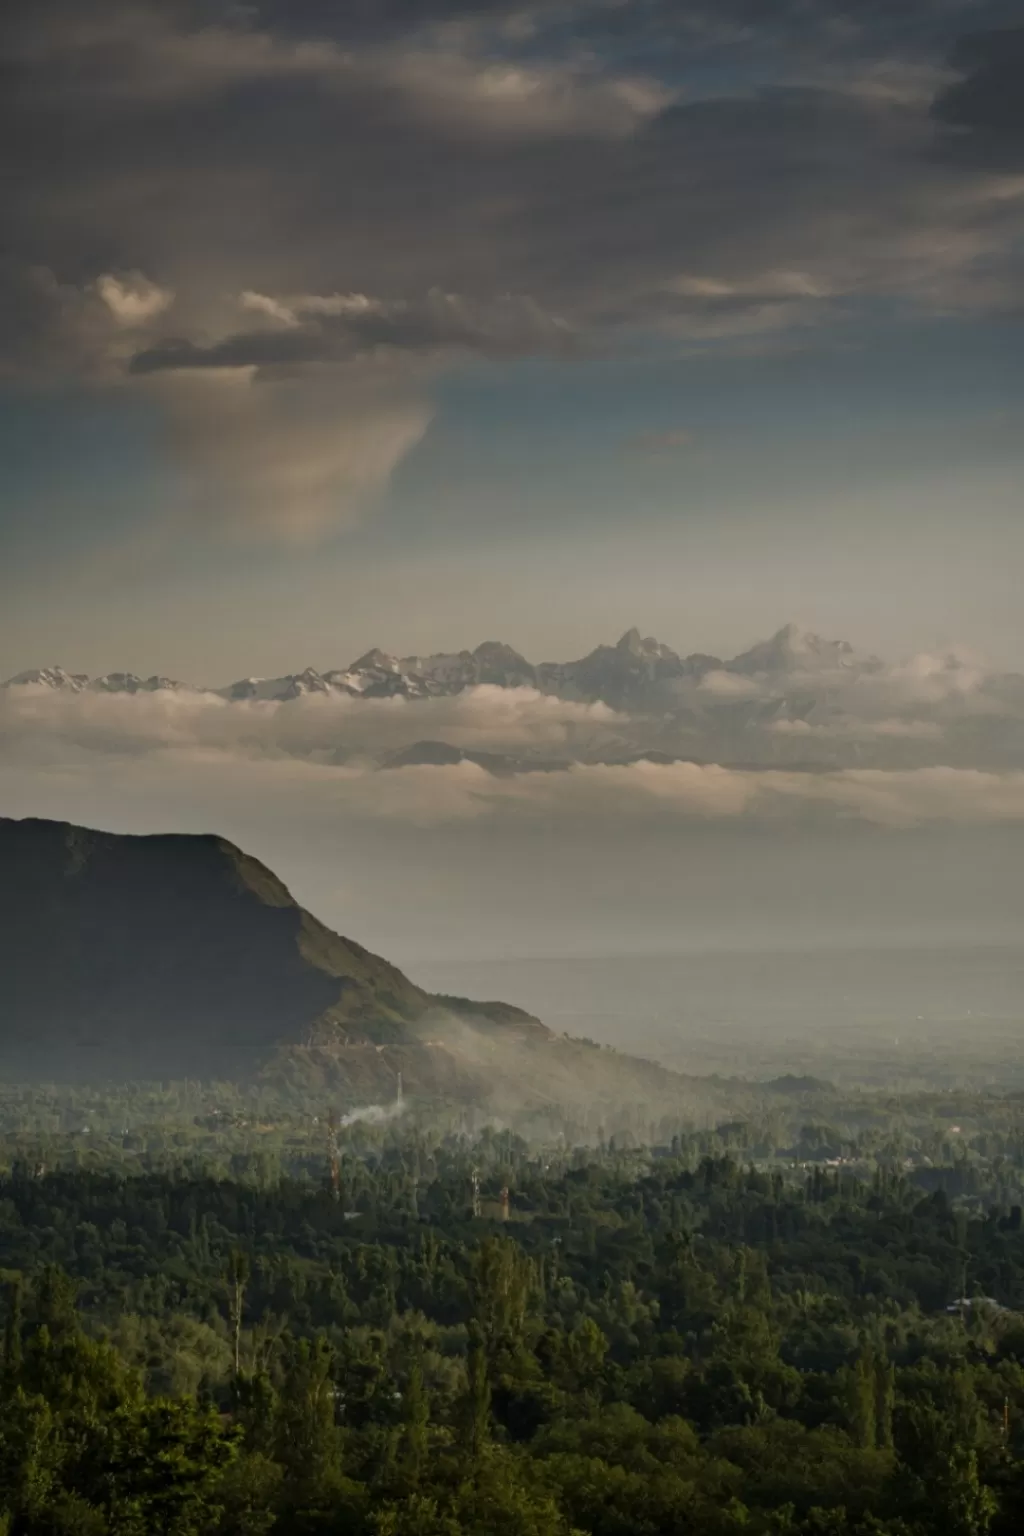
left=3, top=0, right=1024, bottom=677
left=3, top=1, right=1024, bottom=984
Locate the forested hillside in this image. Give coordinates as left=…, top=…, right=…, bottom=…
left=3, top=1110, right=1024, bottom=1535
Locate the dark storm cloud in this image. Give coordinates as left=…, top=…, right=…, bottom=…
left=3, top=0, right=1024, bottom=533
left=932, top=28, right=1024, bottom=163
left=254, top=0, right=526, bottom=39
left=129, top=332, right=329, bottom=374
left=253, top=0, right=1020, bottom=49
left=0, top=0, right=1015, bottom=333
left=129, top=293, right=575, bottom=374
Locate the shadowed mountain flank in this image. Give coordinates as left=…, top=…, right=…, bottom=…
left=0, top=817, right=699, bottom=1117
left=0, top=816, right=548, bottom=1084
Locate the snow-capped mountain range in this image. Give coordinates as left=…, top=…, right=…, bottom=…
left=6, top=625, right=1023, bottom=776
left=3, top=624, right=879, bottom=709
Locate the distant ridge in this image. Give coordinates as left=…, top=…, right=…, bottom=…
left=5, top=624, right=999, bottom=776
left=2, top=623, right=867, bottom=710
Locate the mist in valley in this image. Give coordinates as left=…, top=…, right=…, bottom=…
left=6, top=725, right=1024, bottom=1098
left=391, top=822, right=1024, bottom=1094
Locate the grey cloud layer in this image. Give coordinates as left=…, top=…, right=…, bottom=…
left=129, top=292, right=576, bottom=374
left=933, top=27, right=1024, bottom=162
left=4, top=695, right=1024, bottom=832
left=4, top=1, right=1024, bottom=535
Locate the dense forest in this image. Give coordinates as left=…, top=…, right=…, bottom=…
left=2, top=1084, right=1024, bottom=1534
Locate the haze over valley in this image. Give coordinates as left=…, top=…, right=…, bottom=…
left=5, top=620, right=1024, bottom=1094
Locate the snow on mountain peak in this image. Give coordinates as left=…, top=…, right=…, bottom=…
left=90, top=673, right=186, bottom=694
left=727, top=623, right=856, bottom=675
left=5, top=667, right=89, bottom=692
left=5, top=627, right=977, bottom=726
left=615, top=628, right=677, bottom=662
left=349, top=648, right=399, bottom=673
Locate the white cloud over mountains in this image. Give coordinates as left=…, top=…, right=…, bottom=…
left=5, top=625, right=1024, bottom=830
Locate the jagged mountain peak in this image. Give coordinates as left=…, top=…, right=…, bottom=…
left=349, top=647, right=398, bottom=672
left=615, top=627, right=678, bottom=661
left=3, top=667, right=186, bottom=695
left=728, top=623, right=856, bottom=675
left=3, top=622, right=885, bottom=711
left=91, top=672, right=187, bottom=694
left=6, top=666, right=89, bottom=691
left=472, top=640, right=530, bottom=665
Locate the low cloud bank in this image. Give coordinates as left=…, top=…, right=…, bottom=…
left=0, top=683, right=620, bottom=760
left=2, top=721, right=1023, bottom=831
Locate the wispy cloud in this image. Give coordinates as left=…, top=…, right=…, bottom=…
left=96, top=270, right=174, bottom=326
left=147, top=368, right=432, bottom=541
